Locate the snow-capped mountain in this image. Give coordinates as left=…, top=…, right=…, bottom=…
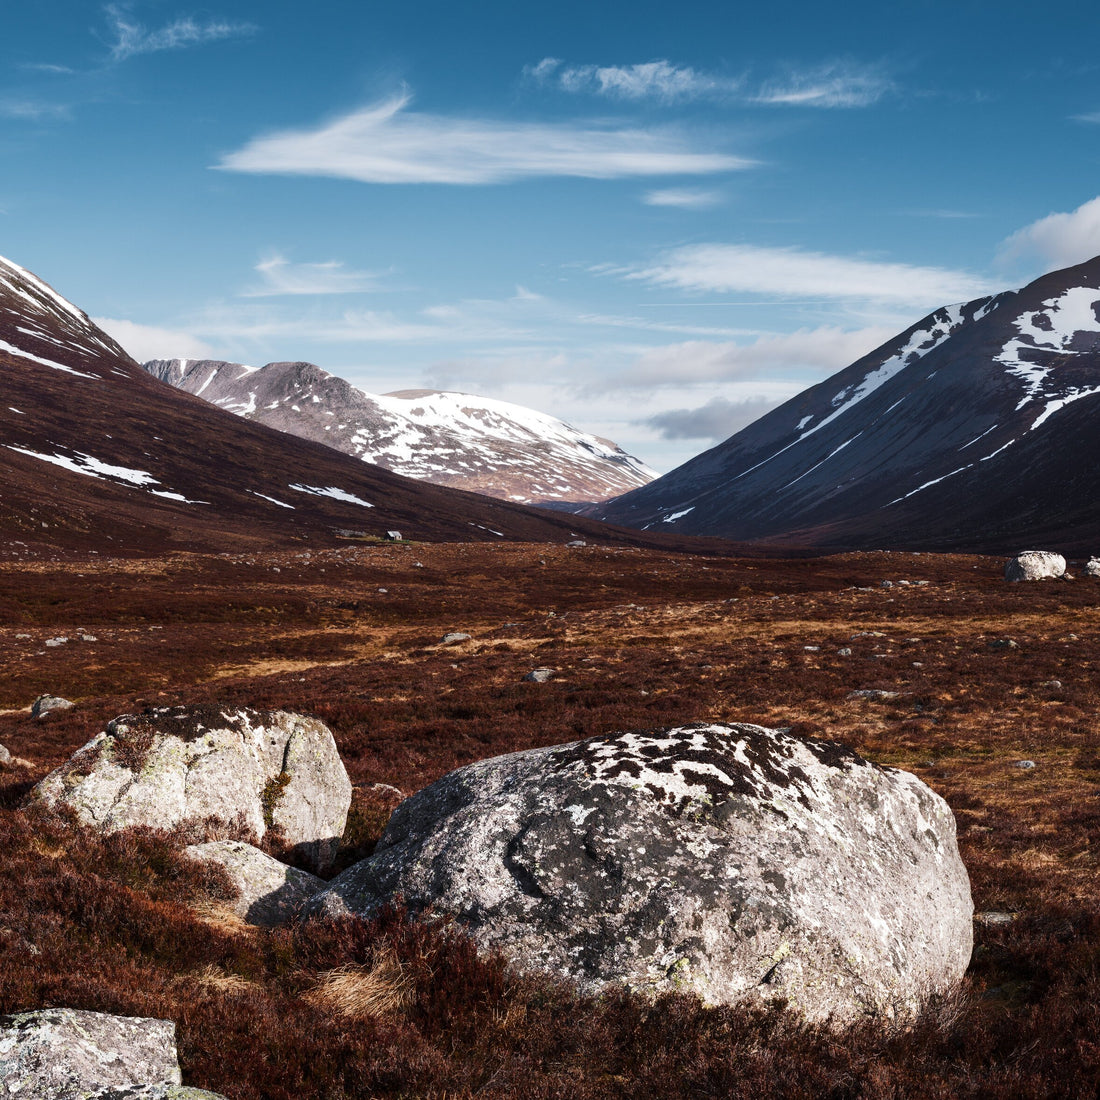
left=0, top=253, right=657, bottom=553
left=593, top=257, right=1100, bottom=553
left=142, top=359, right=655, bottom=506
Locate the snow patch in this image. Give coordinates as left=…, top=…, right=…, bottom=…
left=288, top=484, right=374, bottom=507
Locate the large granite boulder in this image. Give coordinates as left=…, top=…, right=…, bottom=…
left=184, top=840, right=325, bottom=927
left=307, top=723, right=973, bottom=1025
left=1004, top=550, right=1066, bottom=581
left=0, top=1008, right=182, bottom=1098
left=27, top=706, right=351, bottom=873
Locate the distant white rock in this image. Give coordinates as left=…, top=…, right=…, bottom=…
left=1004, top=550, right=1066, bottom=581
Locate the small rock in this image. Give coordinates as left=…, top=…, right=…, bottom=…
left=1004, top=550, right=1066, bottom=582
left=185, top=840, right=325, bottom=927
left=837, top=648, right=852, bottom=657
left=1040, top=680, right=1063, bottom=690
left=846, top=689, right=900, bottom=701
left=850, top=631, right=887, bottom=640
left=31, top=694, right=73, bottom=719
left=44, top=637, right=68, bottom=647
left=86, top=1087, right=229, bottom=1099
left=987, top=639, right=1018, bottom=650
left=1085, top=558, right=1100, bottom=578
left=524, top=668, right=555, bottom=683
left=803, top=646, right=820, bottom=652
left=566, top=540, right=587, bottom=548
left=80, top=634, right=98, bottom=643
left=0, top=743, right=11, bottom=766
left=441, top=632, right=471, bottom=645
left=880, top=580, right=894, bottom=588
left=1014, top=760, right=1037, bottom=770
left=975, top=911, right=1016, bottom=926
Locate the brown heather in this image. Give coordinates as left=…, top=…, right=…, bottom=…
left=2, top=541, right=1100, bottom=1097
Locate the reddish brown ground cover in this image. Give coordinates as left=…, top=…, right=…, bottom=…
left=2, top=542, right=1099, bottom=1098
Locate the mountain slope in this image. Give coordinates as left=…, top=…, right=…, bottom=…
left=142, top=358, right=655, bottom=505
left=0, top=254, right=676, bottom=555
left=593, top=257, right=1100, bottom=553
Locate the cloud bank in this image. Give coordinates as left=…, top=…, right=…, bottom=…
left=997, top=196, right=1100, bottom=274
left=645, top=394, right=781, bottom=440
left=94, top=317, right=215, bottom=362
left=217, top=92, right=750, bottom=185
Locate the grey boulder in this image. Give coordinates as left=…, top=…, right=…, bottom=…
left=84, top=1087, right=228, bottom=1098
left=0, top=743, right=10, bottom=766
left=307, top=722, right=973, bottom=1025
left=32, top=694, right=74, bottom=719
left=27, top=705, right=351, bottom=873
left=1004, top=550, right=1066, bottom=581
left=0, top=1008, right=181, bottom=1099
left=1085, top=557, right=1100, bottom=578
left=184, top=839, right=325, bottom=926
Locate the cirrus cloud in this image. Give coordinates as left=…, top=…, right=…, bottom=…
left=216, top=91, right=751, bottom=185
left=623, top=243, right=992, bottom=308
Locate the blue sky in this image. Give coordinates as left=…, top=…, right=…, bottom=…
left=6, top=0, right=1100, bottom=470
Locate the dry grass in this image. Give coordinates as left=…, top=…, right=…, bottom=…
left=306, top=950, right=416, bottom=1018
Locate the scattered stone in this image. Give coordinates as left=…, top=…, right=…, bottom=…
left=802, top=646, right=820, bottom=652
left=846, top=689, right=901, bottom=701
left=880, top=580, right=894, bottom=588
left=0, top=743, right=10, bottom=766
left=975, top=911, right=1016, bottom=926
left=0, top=1008, right=181, bottom=1097
left=85, top=1087, right=229, bottom=1099
left=566, top=540, right=587, bottom=547
left=1014, top=760, right=1037, bottom=770
left=31, top=694, right=73, bottom=719
left=837, top=647, right=852, bottom=657
left=80, top=634, right=98, bottom=643
left=1040, top=680, right=1063, bottom=690
left=27, top=706, right=351, bottom=873
left=184, top=840, right=325, bottom=927
left=441, top=632, right=471, bottom=645
left=523, top=668, right=555, bottom=683
left=1004, top=550, right=1066, bottom=582
left=1085, top=558, right=1100, bottom=578
left=850, top=631, right=887, bottom=639
left=44, top=636, right=69, bottom=647
left=307, top=722, right=973, bottom=1026
left=987, top=639, right=1018, bottom=650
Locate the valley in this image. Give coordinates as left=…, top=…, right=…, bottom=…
left=2, top=542, right=1099, bottom=1097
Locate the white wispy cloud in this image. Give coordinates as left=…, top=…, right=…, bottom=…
left=752, top=62, right=892, bottom=108
left=94, top=318, right=216, bottom=362
left=644, top=394, right=781, bottom=440
left=216, top=91, right=750, bottom=185
left=997, top=196, right=1100, bottom=274
left=602, top=326, right=895, bottom=390
left=0, top=98, right=70, bottom=120
left=528, top=58, right=742, bottom=101
left=105, top=4, right=255, bottom=62
left=242, top=254, right=383, bottom=297
left=623, top=243, right=991, bottom=307
left=643, top=187, right=722, bottom=209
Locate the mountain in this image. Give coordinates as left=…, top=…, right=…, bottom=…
left=593, top=257, right=1100, bottom=554
left=0, top=254, right=676, bottom=555
left=142, top=359, right=655, bottom=506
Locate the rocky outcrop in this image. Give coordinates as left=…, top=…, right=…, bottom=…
left=0, top=1008, right=184, bottom=1098
left=85, top=1087, right=228, bottom=1099
left=27, top=706, right=351, bottom=873
left=1004, top=550, right=1067, bottom=581
left=307, top=722, right=973, bottom=1025
left=184, top=840, right=325, bottom=927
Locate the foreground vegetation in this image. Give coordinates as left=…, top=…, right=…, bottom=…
left=2, top=541, right=1099, bottom=1098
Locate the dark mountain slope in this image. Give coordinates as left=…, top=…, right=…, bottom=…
left=593, top=257, right=1100, bottom=553
left=0, top=255, right=697, bottom=555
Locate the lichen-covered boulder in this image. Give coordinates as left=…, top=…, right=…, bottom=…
left=185, top=840, right=325, bottom=927
left=307, top=723, right=973, bottom=1025
left=1004, top=550, right=1066, bottom=581
left=32, top=693, right=74, bottom=718
left=27, top=706, right=350, bottom=873
left=0, top=1008, right=181, bottom=1098
left=1085, top=558, right=1100, bottom=578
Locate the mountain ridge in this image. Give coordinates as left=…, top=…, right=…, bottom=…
left=142, top=357, right=655, bottom=506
